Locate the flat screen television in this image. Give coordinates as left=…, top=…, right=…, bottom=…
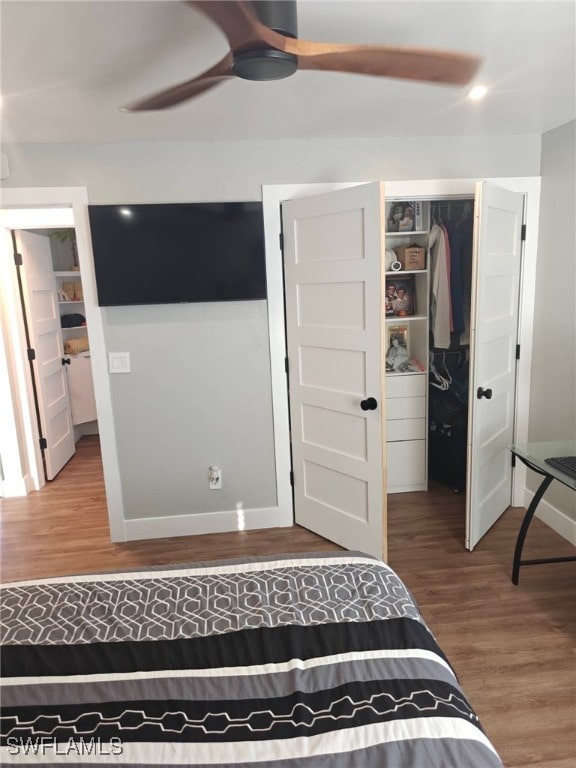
left=88, top=202, right=267, bottom=306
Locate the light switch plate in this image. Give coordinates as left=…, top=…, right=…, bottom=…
left=108, top=352, right=131, bottom=373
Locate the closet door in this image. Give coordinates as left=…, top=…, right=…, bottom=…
left=16, top=231, right=75, bottom=480
left=466, top=183, right=525, bottom=549
left=282, top=183, right=386, bottom=559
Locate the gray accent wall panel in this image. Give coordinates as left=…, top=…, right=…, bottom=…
left=104, top=300, right=276, bottom=518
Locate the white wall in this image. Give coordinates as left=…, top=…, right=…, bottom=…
left=0, top=135, right=542, bottom=526
left=528, top=120, right=576, bottom=523
left=2, top=136, right=541, bottom=202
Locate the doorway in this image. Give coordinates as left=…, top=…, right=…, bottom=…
left=14, top=226, right=100, bottom=482
left=0, top=187, right=125, bottom=542
left=262, top=177, right=541, bottom=555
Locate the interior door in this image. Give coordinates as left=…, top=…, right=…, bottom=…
left=282, top=183, right=386, bottom=559
left=466, top=182, right=525, bottom=549
left=16, top=230, right=75, bottom=480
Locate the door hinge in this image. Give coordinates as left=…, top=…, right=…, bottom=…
left=14, top=252, right=23, bottom=266
left=511, top=453, right=516, bottom=468
left=27, top=348, right=36, bottom=361
left=521, top=224, right=526, bottom=241
left=284, top=357, right=289, bottom=373
left=516, top=344, right=521, bottom=360
left=279, top=232, right=284, bottom=251
left=289, top=470, right=294, bottom=487
left=39, top=437, right=47, bottom=451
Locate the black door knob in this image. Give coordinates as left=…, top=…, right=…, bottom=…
left=360, top=397, right=378, bottom=411
left=62, top=357, right=71, bottom=366
left=477, top=387, right=493, bottom=400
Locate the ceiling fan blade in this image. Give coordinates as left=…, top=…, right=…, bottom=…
left=188, top=1, right=277, bottom=50
left=284, top=39, right=481, bottom=86
left=124, top=54, right=234, bottom=111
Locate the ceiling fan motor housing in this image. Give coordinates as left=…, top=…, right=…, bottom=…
left=233, top=0, right=298, bottom=81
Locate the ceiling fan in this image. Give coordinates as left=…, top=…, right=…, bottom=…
left=126, top=0, right=481, bottom=111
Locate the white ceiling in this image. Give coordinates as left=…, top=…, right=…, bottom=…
left=1, top=0, right=575, bottom=144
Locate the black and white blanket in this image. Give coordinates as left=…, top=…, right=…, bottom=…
left=1, top=552, right=502, bottom=766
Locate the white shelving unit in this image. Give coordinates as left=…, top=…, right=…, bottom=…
left=54, top=269, right=86, bottom=340
left=384, top=201, right=430, bottom=494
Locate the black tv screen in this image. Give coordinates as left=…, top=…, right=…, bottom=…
left=88, top=202, right=267, bottom=306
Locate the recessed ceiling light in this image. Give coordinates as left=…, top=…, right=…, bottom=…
left=468, top=85, right=488, bottom=101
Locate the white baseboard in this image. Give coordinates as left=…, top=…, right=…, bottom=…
left=123, top=506, right=281, bottom=542
left=24, top=473, right=36, bottom=494
left=524, top=489, right=576, bottom=546
left=1, top=475, right=28, bottom=497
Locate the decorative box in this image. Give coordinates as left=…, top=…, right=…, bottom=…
left=394, top=244, right=426, bottom=271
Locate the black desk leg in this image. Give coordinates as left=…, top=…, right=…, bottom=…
left=512, top=474, right=554, bottom=585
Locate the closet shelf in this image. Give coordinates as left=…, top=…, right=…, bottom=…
left=58, top=300, right=84, bottom=306
left=54, top=270, right=81, bottom=277
left=387, top=371, right=426, bottom=378
left=385, top=270, right=427, bottom=276
left=385, top=314, right=427, bottom=323
left=385, top=230, right=428, bottom=237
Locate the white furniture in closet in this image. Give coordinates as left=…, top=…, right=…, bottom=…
left=384, top=200, right=430, bottom=493
left=54, top=268, right=86, bottom=341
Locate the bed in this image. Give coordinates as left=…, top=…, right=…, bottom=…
left=1, top=552, right=503, bottom=766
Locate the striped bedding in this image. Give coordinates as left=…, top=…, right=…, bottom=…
left=0, top=552, right=502, bottom=766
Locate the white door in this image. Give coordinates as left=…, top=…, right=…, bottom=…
left=282, top=183, right=386, bottom=559
left=466, top=183, right=525, bottom=549
left=16, top=230, right=75, bottom=480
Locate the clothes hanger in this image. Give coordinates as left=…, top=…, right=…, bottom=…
left=429, top=350, right=450, bottom=390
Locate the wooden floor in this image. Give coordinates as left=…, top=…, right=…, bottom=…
left=1, top=435, right=575, bottom=767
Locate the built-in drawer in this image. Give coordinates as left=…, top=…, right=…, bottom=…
left=386, top=396, right=426, bottom=421
left=387, top=439, right=426, bottom=487
left=386, top=417, right=426, bottom=443
left=386, top=374, right=426, bottom=399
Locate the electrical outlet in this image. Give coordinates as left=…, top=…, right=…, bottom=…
left=209, top=466, right=222, bottom=490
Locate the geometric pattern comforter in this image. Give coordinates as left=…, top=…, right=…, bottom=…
left=0, top=552, right=503, bottom=766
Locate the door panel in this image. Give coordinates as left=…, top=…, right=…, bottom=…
left=16, top=230, right=75, bottom=480
left=282, top=183, right=386, bottom=559
left=466, top=183, right=525, bottom=548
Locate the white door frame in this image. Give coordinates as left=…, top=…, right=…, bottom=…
left=0, top=187, right=125, bottom=540
left=263, top=177, right=541, bottom=527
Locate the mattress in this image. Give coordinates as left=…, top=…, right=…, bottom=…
left=0, top=552, right=502, bottom=766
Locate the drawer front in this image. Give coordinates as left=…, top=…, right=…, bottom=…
left=387, top=396, right=426, bottom=421
left=387, top=439, right=426, bottom=486
left=386, top=418, right=426, bottom=442
left=386, top=374, right=426, bottom=399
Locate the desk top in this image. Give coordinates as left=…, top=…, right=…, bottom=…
left=510, top=440, right=576, bottom=491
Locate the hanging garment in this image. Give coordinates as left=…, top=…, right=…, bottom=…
left=440, top=222, right=454, bottom=332
left=428, top=223, right=451, bottom=349
left=444, top=217, right=471, bottom=335
left=457, top=216, right=474, bottom=344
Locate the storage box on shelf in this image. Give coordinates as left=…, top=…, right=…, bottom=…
left=394, top=243, right=426, bottom=271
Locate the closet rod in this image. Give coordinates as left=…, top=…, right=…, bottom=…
left=433, top=200, right=473, bottom=207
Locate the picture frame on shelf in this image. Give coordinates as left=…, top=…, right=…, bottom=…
left=387, top=201, right=423, bottom=233
left=386, top=325, right=409, bottom=372
left=385, top=324, right=425, bottom=374
left=385, top=275, right=415, bottom=317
